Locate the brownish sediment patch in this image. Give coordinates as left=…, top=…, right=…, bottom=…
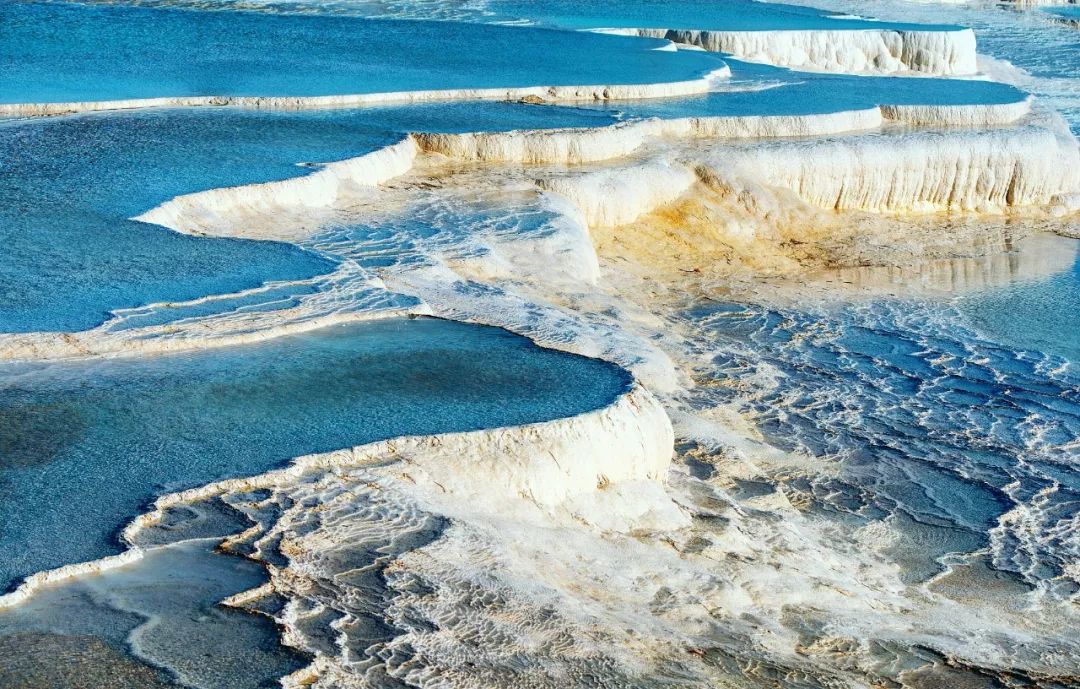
left=0, top=633, right=179, bottom=689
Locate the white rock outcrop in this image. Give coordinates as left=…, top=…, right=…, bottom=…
left=0, top=381, right=675, bottom=609
left=135, top=96, right=1036, bottom=239
left=0, top=68, right=731, bottom=117
left=713, top=125, right=1080, bottom=213
left=594, top=26, right=978, bottom=75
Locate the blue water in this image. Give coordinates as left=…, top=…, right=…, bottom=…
left=0, top=317, right=631, bottom=591
left=0, top=110, right=364, bottom=334
left=1047, top=5, right=1080, bottom=22
left=690, top=246, right=1080, bottom=592
left=2, top=1, right=726, bottom=105
left=0, top=540, right=306, bottom=689
left=115, top=0, right=961, bottom=32
left=572, top=58, right=1027, bottom=119
left=0, top=103, right=622, bottom=334
left=478, top=0, right=963, bottom=33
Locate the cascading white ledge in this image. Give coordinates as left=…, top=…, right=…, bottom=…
left=714, top=125, right=1080, bottom=213
left=134, top=137, right=420, bottom=235
left=0, top=381, right=675, bottom=608
left=593, top=26, right=978, bottom=75
left=0, top=68, right=732, bottom=118
left=137, top=99, right=1033, bottom=239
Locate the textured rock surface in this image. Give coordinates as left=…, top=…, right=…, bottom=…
left=597, top=26, right=978, bottom=75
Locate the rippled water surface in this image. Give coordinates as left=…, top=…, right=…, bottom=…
left=2, top=0, right=1078, bottom=686
left=0, top=103, right=619, bottom=333
left=692, top=240, right=1080, bottom=595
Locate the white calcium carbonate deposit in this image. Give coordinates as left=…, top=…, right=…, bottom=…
left=0, top=383, right=675, bottom=609
left=134, top=96, right=1042, bottom=239
left=593, top=26, right=978, bottom=74
left=0, top=95, right=1072, bottom=366
left=0, top=68, right=732, bottom=117
left=5, top=17, right=1080, bottom=687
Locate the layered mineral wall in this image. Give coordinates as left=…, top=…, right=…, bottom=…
left=595, top=26, right=978, bottom=75
left=0, top=382, right=675, bottom=609
left=135, top=98, right=1041, bottom=239
left=0, top=68, right=731, bottom=117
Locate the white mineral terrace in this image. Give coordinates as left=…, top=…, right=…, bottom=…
left=0, top=95, right=1075, bottom=363
left=593, top=25, right=978, bottom=75
left=0, top=68, right=732, bottom=118
left=4, top=5, right=1080, bottom=685
left=0, top=382, right=673, bottom=607
left=136, top=104, right=1077, bottom=240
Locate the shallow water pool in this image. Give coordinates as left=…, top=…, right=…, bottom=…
left=2, top=1, right=726, bottom=105
left=689, top=236, right=1080, bottom=594
left=0, top=317, right=631, bottom=590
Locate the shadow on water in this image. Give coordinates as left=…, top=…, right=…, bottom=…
left=0, top=401, right=89, bottom=469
